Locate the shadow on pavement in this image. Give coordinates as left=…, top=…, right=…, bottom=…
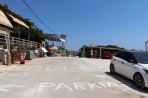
left=105, top=72, right=148, bottom=94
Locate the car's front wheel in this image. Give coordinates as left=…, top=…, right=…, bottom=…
left=110, top=64, right=115, bottom=74
left=133, top=73, right=145, bottom=89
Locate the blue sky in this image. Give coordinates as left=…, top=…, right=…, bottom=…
left=1, top=0, right=148, bottom=51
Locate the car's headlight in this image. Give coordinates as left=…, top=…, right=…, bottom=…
left=143, top=69, right=148, bottom=74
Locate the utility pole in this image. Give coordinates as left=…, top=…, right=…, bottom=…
left=145, top=41, right=148, bottom=52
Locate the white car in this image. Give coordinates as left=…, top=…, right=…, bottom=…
left=110, top=51, right=148, bottom=89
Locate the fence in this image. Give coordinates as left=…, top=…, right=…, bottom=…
left=0, top=35, right=37, bottom=48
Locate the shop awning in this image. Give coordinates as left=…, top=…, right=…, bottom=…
left=60, top=38, right=67, bottom=42
left=8, top=14, right=29, bottom=28
left=41, top=47, right=48, bottom=52
left=0, top=10, right=13, bottom=28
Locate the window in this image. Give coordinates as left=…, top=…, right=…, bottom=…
left=115, top=52, right=136, bottom=63
left=115, top=52, right=125, bottom=59
left=133, top=52, right=148, bottom=64
left=122, top=52, right=134, bottom=62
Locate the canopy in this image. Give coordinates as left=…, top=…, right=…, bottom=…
left=45, top=34, right=67, bottom=42
left=41, top=47, right=48, bottom=52
left=46, top=34, right=61, bottom=41
left=0, top=10, right=13, bottom=28
left=8, top=14, right=29, bottom=28
left=60, top=38, right=67, bottom=42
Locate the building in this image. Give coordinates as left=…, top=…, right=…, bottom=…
left=79, top=45, right=125, bottom=59
left=0, top=4, right=29, bottom=65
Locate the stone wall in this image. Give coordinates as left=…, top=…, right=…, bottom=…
left=0, top=49, right=11, bottom=65
left=0, top=49, right=5, bottom=64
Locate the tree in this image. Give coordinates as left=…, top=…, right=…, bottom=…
left=105, top=45, right=121, bottom=48
left=97, top=45, right=124, bottom=49
left=4, top=4, right=9, bottom=9
left=10, top=18, right=45, bottom=43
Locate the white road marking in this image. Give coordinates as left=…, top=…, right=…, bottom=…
left=74, top=82, right=87, bottom=90
left=38, top=83, right=56, bottom=92
left=0, top=84, right=26, bottom=92
left=45, top=66, right=50, bottom=71
left=0, top=66, right=103, bottom=72
left=26, top=66, right=33, bottom=71
left=55, top=83, right=73, bottom=91
left=87, top=83, right=102, bottom=89
left=63, top=66, right=66, bottom=71
left=37, top=82, right=128, bottom=92
left=97, top=82, right=107, bottom=88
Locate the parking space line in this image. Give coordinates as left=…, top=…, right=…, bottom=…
left=45, top=66, right=50, bottom=71
left=63, top=66, right=66, bottom=71
left=26, top=66, right=33, bottom=71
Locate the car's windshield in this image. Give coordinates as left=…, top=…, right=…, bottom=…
left=133, top=52, right=148, bottom=64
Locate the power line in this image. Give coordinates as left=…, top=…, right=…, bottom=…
left=22, top=0, right=58, bottom=35
left=22, top=0, right=98, bottom=45
left=67, top=35, right=98, bottom=45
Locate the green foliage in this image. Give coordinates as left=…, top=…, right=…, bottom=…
left=30, top=47, right=36, bottom=50
left=97, top=45, right=124, bottom=49
left=10, top=45, right=14, bottom=50
left=24, top=18, right=35, bottom=26
left=4, top=4, right=9, bottom=9
left=105, top=45, right=121, bottom=49
left=17, top=46, right=26, bottom=52
left=10, top=18, right=45, bottom=43
left=2, top=5, right=45, bottom=43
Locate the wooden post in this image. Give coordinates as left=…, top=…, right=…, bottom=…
left=36, top=42, right=37, bottom=49
left=23, top=39, right=25, bottom=46
left=31, top=41, right=32, bottom=47
left=5, top=32, right=11, bottom=65
left=7, top=32, right=11, bottom=65
left=12, top=37, right=14, bottom=46
left=100, top=47, right=102, bottom=59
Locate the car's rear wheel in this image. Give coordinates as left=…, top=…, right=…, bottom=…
left=110, top=64, right=115, bottom=74
left=133, top=73, right=145, bottom=89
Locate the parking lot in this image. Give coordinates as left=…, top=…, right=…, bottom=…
left=0, top=57, right=147, bottom=98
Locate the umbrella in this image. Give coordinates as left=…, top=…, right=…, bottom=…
left=49, top=46, right=58, bottom=50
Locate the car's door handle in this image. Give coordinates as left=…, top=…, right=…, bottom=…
left=121, top=62, right=124, bottom=64
left=114, top=59, right=116, bottom=61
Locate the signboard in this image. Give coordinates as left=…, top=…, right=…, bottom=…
left=60, top=34, right=66, bottom=40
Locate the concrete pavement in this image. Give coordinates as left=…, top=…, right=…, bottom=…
left=0, top=57, right=147, bottom=98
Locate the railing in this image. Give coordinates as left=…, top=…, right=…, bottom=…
left=0, top=35, right=37, bottom=48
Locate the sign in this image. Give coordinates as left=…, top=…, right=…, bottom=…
left=60, top=34, right=66, bottom=40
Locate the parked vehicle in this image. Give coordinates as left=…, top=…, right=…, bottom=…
left=110, top=51, right=148, bottom=89
left=102, top=51, right=112, bottom=59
